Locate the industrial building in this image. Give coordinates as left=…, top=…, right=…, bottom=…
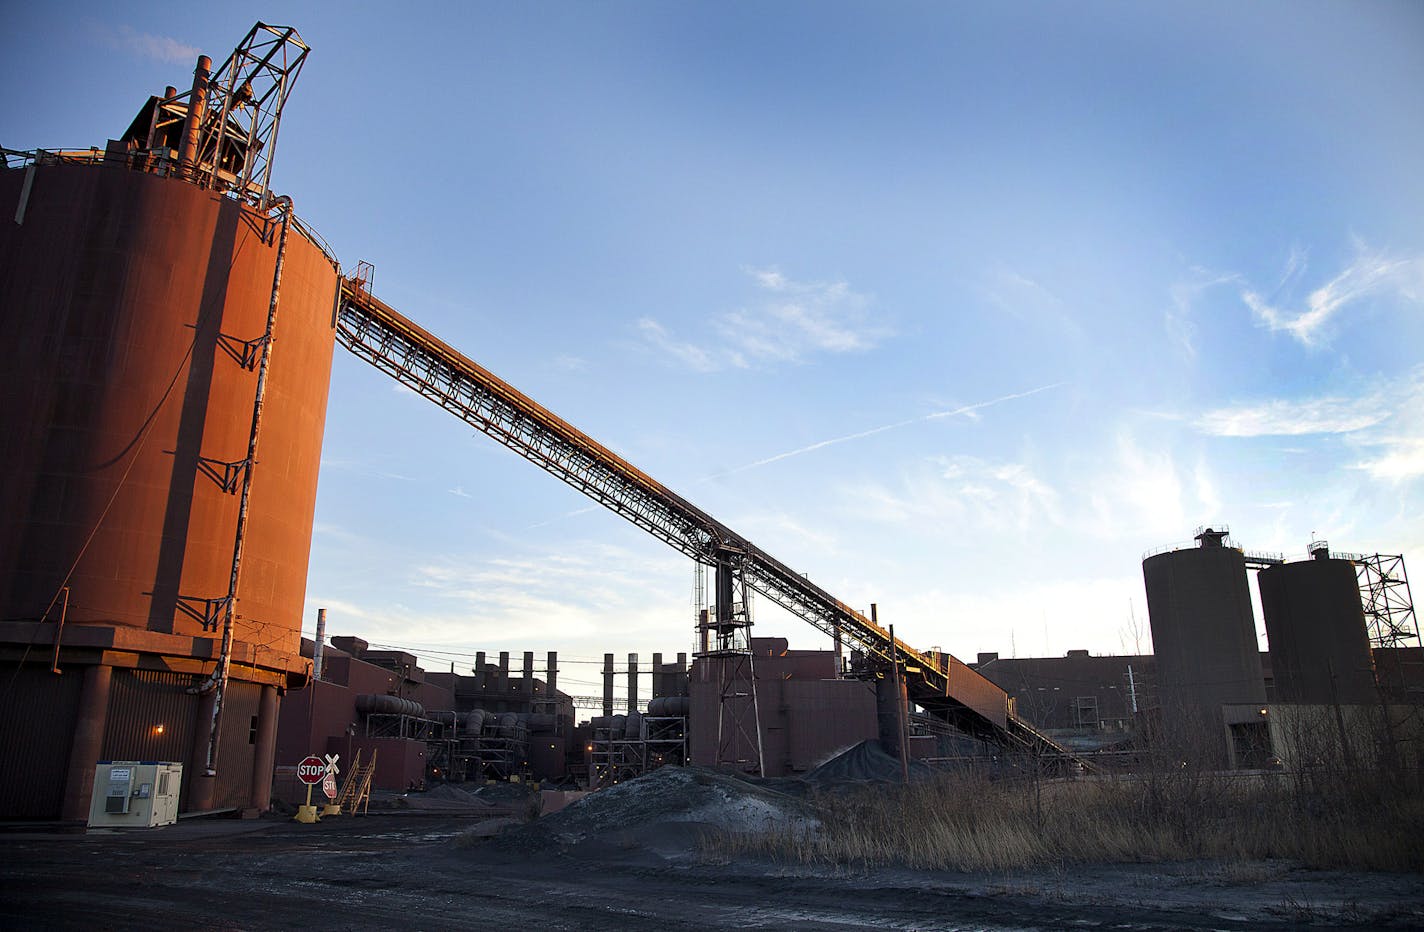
left=3, top=23, right=1419, bottom=827
left=273, top=632, right=577, bottom=796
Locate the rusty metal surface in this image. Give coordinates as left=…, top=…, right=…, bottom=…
left=0, top=163, right=337, bottom=665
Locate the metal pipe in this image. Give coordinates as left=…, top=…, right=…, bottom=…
left=602, top=653, right=614, bottom=717
left=312, top=607, right=326, bottom=681
left=49, top=586, right=69, bottom=675
left=875, top=605, right=910, bottom=785
left=178, top=55, right=211, bottom=174
left=192, top=195, right=294, bottom=778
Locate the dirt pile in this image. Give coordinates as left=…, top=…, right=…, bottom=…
left=499, top=766, right=818, bottom=857
left=804, top=739, right=936, bottom=783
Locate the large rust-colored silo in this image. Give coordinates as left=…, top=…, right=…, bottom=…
left=1259, top=547, right=1376, bottom=705
left=1142, top=528, right=1267, bottom=762
left=0, top=27, right=335, bottom=820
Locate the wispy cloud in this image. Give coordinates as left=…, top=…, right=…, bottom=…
left=552, top=354, right=590, bottom=372
left=709, top=382, right=1063, bottom=479
left=1241, top=245, right=1424, bottom=345
left=448, top=486, right=472, bottom=498
left=1352, top=372, right=1424, bottom=483
left=1195, top=395, right=1390, bottom=437
left=1164, top=269, right=1241, bottom=359
left=634, top=318, right=721, bottom=372
left=1194, top=370, right=1424, bottom=483
left=636, top=267, right=888, bottom=372
left=837, top=454, right=1061, bottom=535
left=981, top=266, right=1086, bottom=345
left=92, top=23, right=200, bottom=65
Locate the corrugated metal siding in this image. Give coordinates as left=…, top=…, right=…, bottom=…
left=948, top=658, right=1008, bottom=729
left=102, top=669, right=198, bottom=763
left=214, top=681, right=260, bottom=809
left=0, top=664, right=82, bottom=819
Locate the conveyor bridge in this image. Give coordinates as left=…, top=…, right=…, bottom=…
left=336, top=280, right=1070, bottom=758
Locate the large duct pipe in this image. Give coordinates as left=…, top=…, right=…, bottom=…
left=312, top=608, right=326, bottom=682
left=355, top=694, right=425, bottom=717
left=602, top=653, right=614, bottom=716
left=627, top=653, right=639, bottom=713
left=178, top=54, right=211, bottom=173
left=248, top=685, right=279, bottom=812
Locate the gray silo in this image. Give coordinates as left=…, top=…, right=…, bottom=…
left=1142, top=528, right=1267, bottom=761
left=1258, top=544, right=1376, bottom=705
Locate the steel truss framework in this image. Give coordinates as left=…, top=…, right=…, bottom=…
left=192, top=22, right=308, bottom=208
left=1355, top=554, right=1419, bottom=649
left=697, top=550, right=765, bottom=774
left=591, top=716, right=687, bottom=787
left=336, top=282, right=1071, bottom=759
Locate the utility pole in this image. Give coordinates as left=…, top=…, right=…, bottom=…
left=875, top=604, right=911, bottom=785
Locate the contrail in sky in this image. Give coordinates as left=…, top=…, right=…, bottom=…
left=530, top=381, right=1065, bottom=527
left=704, top=382, right=1066, bottom=480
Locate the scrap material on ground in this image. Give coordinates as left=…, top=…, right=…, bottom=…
left=4, top=805, right=1422, bottom=931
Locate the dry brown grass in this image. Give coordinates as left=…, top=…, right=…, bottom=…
left=710, top=765, right=1424, bottom=873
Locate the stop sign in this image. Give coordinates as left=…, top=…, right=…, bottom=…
left=297, top=756, right=326, bottom=784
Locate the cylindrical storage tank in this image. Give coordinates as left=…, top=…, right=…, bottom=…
left=1259, top=558, right=1375, bottom=705
left=0, top=163, right=337, bottom=647
left=1143, top=529, right=1267, bottom=760
left=0, top=159, right=337, bottom=819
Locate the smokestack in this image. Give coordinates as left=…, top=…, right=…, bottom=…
left=652, top=652, right=663, bottom=699
left=163, top=85, right=178, bottom=101
left=178, top=54, right=211, bottom=174
left=602, top=653, right=614, bottom=717
left=546, top=651, right=558, bottom=694
left=523, top=651, right=535, bottom=700
left=628, top=653, right=639, bottom=713
left=475, top=651, right=486, bottom=686
left=312, top=608, right=326, bottom=682
left=498, top=651, right=509, bottom=693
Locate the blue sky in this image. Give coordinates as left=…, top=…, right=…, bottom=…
left=5, top=3, right=1422, bottom=699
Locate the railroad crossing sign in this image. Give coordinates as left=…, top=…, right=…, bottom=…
left=296, top=755, right=325, bottom=784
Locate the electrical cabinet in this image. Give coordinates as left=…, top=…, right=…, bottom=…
left=87, top=761, right=183, bottom=828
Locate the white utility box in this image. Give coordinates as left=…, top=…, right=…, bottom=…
left=87, top=761, right=183, bottom=828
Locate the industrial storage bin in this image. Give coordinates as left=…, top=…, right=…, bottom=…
left=87, top=761, right=183, bottom=828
